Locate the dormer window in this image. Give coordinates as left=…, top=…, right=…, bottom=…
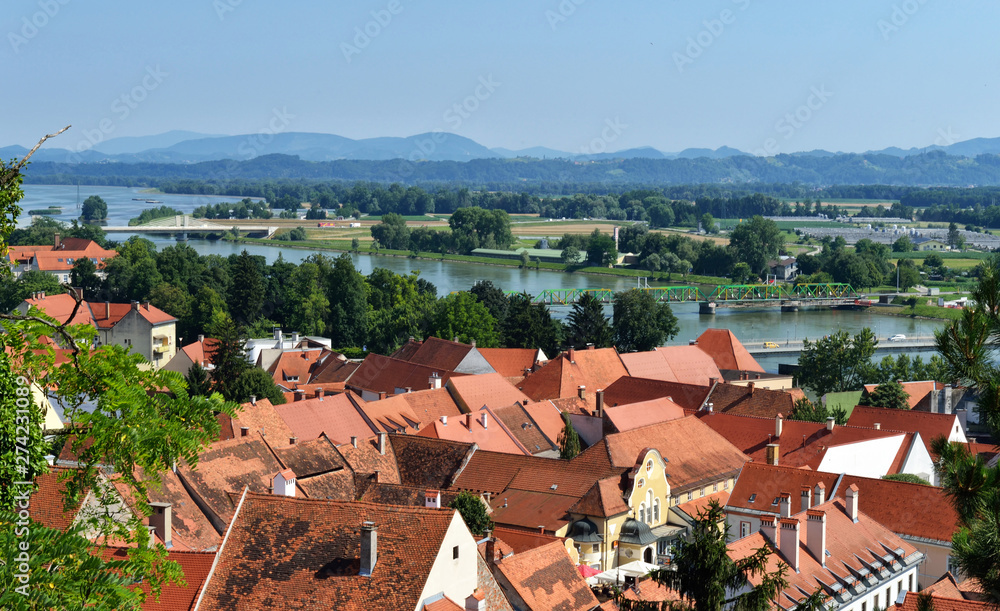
left=748, top=494, right=756, bottom=503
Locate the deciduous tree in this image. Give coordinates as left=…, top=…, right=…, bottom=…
left=797, top=328, right=878, bottom=395
left=612, top=289, right=678, bottom=352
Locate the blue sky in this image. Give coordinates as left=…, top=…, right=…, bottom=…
left=5, top=0, right=999, bottom=154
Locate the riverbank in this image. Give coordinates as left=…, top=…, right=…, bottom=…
left=869, top=304, right=964, bottom=322
left=231, top=236, right=732, bottom=287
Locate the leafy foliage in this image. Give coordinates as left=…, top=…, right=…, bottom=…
left=558, top=412, right=581, bottom=460
left=80, top=195, right=107, bottom=221
left=612, top=289, right=678, bottom=352
left=881, top=473, right=930, bottom=485
left=429, top=292, right=500, bottom=347
left=449, top=491, right=493, bottom=537
left=728, top=216, right=784, bottom=276
left=787, top=398, right=847, bottom=426
left=797, top=329, right=878, bottom=395
left=861, top=380, right=911, bottom=410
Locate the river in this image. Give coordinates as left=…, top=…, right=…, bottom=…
left=16, top=185, right=948, bottom=369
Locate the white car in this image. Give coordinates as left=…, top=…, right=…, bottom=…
left=888, top=334, right=906, bottom=342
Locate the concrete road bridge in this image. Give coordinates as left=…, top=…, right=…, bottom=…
left=103, top=215, right=278, bottom=239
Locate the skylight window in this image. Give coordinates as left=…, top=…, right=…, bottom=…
left=748, top=494, right=756, bottom=503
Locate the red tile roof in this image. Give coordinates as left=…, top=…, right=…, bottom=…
left=20, top=293, right=94, bottom=325
left=519, top=347, right=628, bottom=402
left=179, top=337, right=218, bottom=368
left=863, top=381, right=944, bottom=410
left=358, top=482, right=460, bottom=507
left=90, top=301, right=177, bottom=327
left=394, top=387, right=464, bottom=425
left=388, top=435, right=474, bottom=489
left=8, top=239, right=116, bottom=271
left=620, top=346, right=722, bottom=386
left=897, top=591, right=990, bottom=611
left=698, top=412, right=908, bottom=471
left=103, top=548, right=215, bottom=610
left=494, top=540, right=600, bottom=611
left=392, top=336, right=476, bottom=371
left=333, top=435, right=400, bottom=484
left=705, top=383, right=801, bottom=419
left=604, top=396, right=686, bottom=432
left=602, top=415, right=749, bottom=490
left=922, top=573, right=966, bottom=599
left=452, top=445, right=621, bottom=498
left=491, top=526, right=566, bottom=554
left=273, top=391, right=375, bottom=445
left=603, top=377, right=712, bottom=411
left=355, top=393, right=420, bottom=434
left=847, top=405, right=963, bottom=457
left=488, top=402, right=559, bottom=454
left=232, top=398, right=296, bottom=446
left=197, top=493, right=463, bottom=610
left=349, top=353, right=466, bottom=395
left=448, top=372, right=532, bottom=412
left=308, top=354, right=359, bottom=385
left=424, top=597, right=464, bottom=611
left=696, top=329, right=764, bottom=372
left=490, top=489, right=578, bottom=532
left=727, top=462, right=960, bottom=544
left=28, top=466, right=84, bottom=531
left=523, top=401, right=571, bottom=449
left=479, top=347, right=542, bottom=378
left=267, top=348, right=332, bottom=385
left=144, top=469, right=222, bottom=551
left=728, top=498, right=920, bottom=609
left=569, top=476, right=630, bottom=518
left=417, top=408, right=531, bottom=455
left=674, top=489, right=730, bottom=520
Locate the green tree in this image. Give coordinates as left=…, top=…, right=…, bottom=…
left=228, top=367, right=286, bottom=405
left=612, top=289, right=679, bottom=352
left=228, top=250, right=265, bottom=326
left=366, top=268, right=436, bottom=354
left=103, top=237, right=163, bottom=302
left=730, top=262, right=754, bottom=284
left=449, top=491, right=493, bottom=536
left=558, top=412, right=581, bottom=459
left=881, top=473, right=930, bottom=485
left=429, top=292, right=500, bottom=347
left=892, top=235, right=914, bottom=253
left=70, top=256, right=103, bottom=299
left=185, top=362, right=213, bottom=397
left=325, top=254, right=368, bottom=348
left=502, top=293, right=558, bottom=355
left=0, top=270, right=64, bottom=312
left=80, top=195, right=108, bottom=221
left=797, top=328, right=878, bottom=395
left=861, top=380, right=910, bottom=410
left=787, top=397, right=847, bottom=426
left=586, top=229, right=618, bottom=266
left=947, top=222, right=964, bottom=249
left=896, top=259, right=920, bottom=291
left=351, top=237, right=361, bottom=253
left=700, top=212, right=717, bottom=234
left=519, top=250, right=530, bottom=268
left=207, top=310, right=248, bottom=401
left=566, top=293, right=613, bottom=348
left=729, top=216, right=784, bottom=276
left=370, top=212, right=411, bottom=250
left=619, top=501, right=804, bottom=611
left=560, top=245, right=581, bottom=265
left=148, top=283, right=192, bottom=327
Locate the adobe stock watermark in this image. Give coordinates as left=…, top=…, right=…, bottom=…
left=67, top=66, right=168, bottom=160
left=214, top=0, right=243, bottom=21
left=752, top=85, right=833, bottom=157
left=578, top=117, right=628, bottom=155
left=878, top=0, right=930, bottom=41
left=8, top=0, right=71, bottom=55
left=932, top=126, right=960, bottom=148
left=341, top=0, right=405, bottom=64
left=546, top=0, right=587, bottom=31
left=235, top=106, right=295, bottom=158
left=13, top=374, right=35, bottom=597
left=674, top=0, right=751, bottom=73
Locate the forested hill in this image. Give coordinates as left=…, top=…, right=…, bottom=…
left=22, top=149, right=1000, bottom=188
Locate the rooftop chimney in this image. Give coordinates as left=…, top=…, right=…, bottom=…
left=465, top=590, right=486, bottom=611
left=806, top=510, right=826, bottom=567
left=378, top=391, right=386, bottom=400
left=775, top=414, right=783, bottom=438
left=567, top=347, right=575, bottom=364
left=846, top=484, right=859, bottom=522
left=315, top=388, right=324, bottom=401
left=240, top=426, right=249, bottom=437
left=800, top=486, right=812, bottom=512
left=486, top=537, right=497, bottom=566
left=596, top=389, right=605, bottom=417
left=826, top=416, right=835, bottom=431
left=441, top=415, right=448, bottom=426
left=709, top=377, right=719, bottom=386
left=748, top=381, right=755, bottom=395
left=250, top=395, right=256, bottom=406
left=466, top=413, right=473, bottom=429
left=424, top=489, right=442, bottom=509
left=360, top=522, right=378, bottom=576
left=405, top=387, right=412, bottom=394
left=429, top=372, right=442, bottom=390
left=778, top=492, right=792, bottom=518
left=471, top=339, right=476, bottom=348
left=587, top=343, right=595, bottom=350
left=577, top=385, right=586, bottom=400
left=295, top=390, right=305, bottom=402
left=760, top=515, right=777, bottom=544
left=291, top=332, right=300, bottom=344
left=197, top=334, right=204, bottom=343
left=765, top=443, right=780, bottom=466
left=148, top=502, right=172, bottom=549
left=482, top=412, right=488, bottom=430
left=132, top=300, right=140, bottom=312
left=105, top=301, right=110, bottom=319
left=779, top=518, right=800, bottom=572
left=289, top=437, right=297, bottom=445
left=814, top=482, right=825, bottom=505
left=874, top=422, right=881, bottom=430
left=274, top=328, right=282, bottom=342
left=350, top=436, right=358, bottom=448
left=377, top=432, right=387, bottom=455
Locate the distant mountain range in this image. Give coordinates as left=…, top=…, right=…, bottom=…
left=6, top=130, right=1000, bottom=165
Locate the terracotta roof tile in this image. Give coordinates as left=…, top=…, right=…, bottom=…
left=197, top=493, right=462, bottom=610
left=105, top=548, right=214, bottom=610
left=19, top=294, right=94, bottom=325
left=271, top=435, right=346, bottom=477
left=180, top=338, right=218, bottom=368
left=358, top=482, right=460, bottom=507
left=294, top=468, right=358, bottom=501
left=848, top=405, right=963, bottom=457
left=308, top=354, right=359, bottom=384
left=491, top=526, right=565, bottom=554
left=863, top=381, right=944, bottom=410
left=897, top=590, right=990, bottom=611
left=144, top=469, right=222, bottom=551
left=706, top=383, right=800, bottom=419
left=355, top=393, right=420, bottom=434
left=449, top=372, right=532, bottom=412
left=388, top=434, right=474, bottom=489
left=603, top=377, right=712, bottom=411
left=696, top=329, right=764, bottom=372
left=922, top=573, right=966, bottom=599
left=273, top=391, right=375, bottom=444
left=622, top=579, right=686, bottom=603
left=418, top=408, right=531, bottom=455
left=604, top=396, right=686, bottom=432
left=494, top=540, right=600, bottom=611
left=603, top=415, right=748, bottom=490
left=620, top=346, right=722, bottom=386
left=27, top=466, right=84, bottom=531
left=452, top=446, right=622, bottom=498
left=490, top=489, right=577, bottom=532
left=349, top=353, right=466, bottom=395
left=674, top=489, right=730, bottom=520
left=232, top=398, right=296, bottom=446
left=267, top=348, right=332, bottom=385
left=479, top=347, right=543, bottom=378
left=519, top=347, right=627, bottom=401
left=393, top=336, right=476, bottom=371
left=492, top=402, right=559, bottom=454
left=334, top=436, right=400, bottom=484
left=90, top=301, right=176, bottom=327
left=424, top=596, right=464, bottom=611
left=524, top=401, right=572, bottom=448
left=395, top=387, right=464, bottom=425
left=569, top=476, right=630, bottom=518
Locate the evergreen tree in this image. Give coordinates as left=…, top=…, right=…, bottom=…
left=228, top=250, right=265, bottom=325
left=558, top=412, right=581, bottom=459
left=326, top=253, right=368, bottom=348
left=229, top=367, right=286, bottom=405
left=185, top=362, right=213, bottom=397
left=861, top=380, right=911, bottom=410
left=470, top=281, right=508, bottom=330
left=70, top=256, right=103, bottom=299
left=207, top=310, right=248, bottom=401
left=566, top=293, right=613, bottom=348
left=502, top=293, right=558, bottom=355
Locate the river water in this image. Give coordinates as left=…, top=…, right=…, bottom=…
left=17, top=185, right=948, bottom=369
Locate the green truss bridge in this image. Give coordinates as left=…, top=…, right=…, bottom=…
left=505, top=283, right=863, bottom=312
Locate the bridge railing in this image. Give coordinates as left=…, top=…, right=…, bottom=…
left=500, top=283, right=858, bottom=305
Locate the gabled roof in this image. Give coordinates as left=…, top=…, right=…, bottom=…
left=897, top=591, right=990, bottom=611
left=448, top=372, right=531, bottom=412
left=519, top=347, right=628, bottom=401
left=726, top=462, right=960, bottom=544
left=848, top=405, right=964, bottom=457
left=28, top=466, right=85, bottom=531
left=272, top=392, right=375, bottom=445
left=489, top=489, right=578, bottom=532
left=862, top=380, right=945, bottom=410
left=230, top=398, right=296, bottom=446
left=494, top=540, right=601, bottom=611
left=354, top=394, right=420, bottom=434
left=388, top=434, right=474, bottom=489
left=523, top=401, right=571, bottom=449
left=478, top=347, right=544, bottom=378
left=348, top=353, right=466, bottom=395
left=602, top=415, right=749, bottom=490
left=620, top=346, right=722, bottom=386
left=603, top=396, right=686, bottom=432
left=492, top=526, right=565, bottom=555
left=19, top=293, right=94, bottom=326
left=705, top=383, right=800, bottom=419
left=196, top=494, right=461, bottom=611
left=698, top=412, right=908, bottom=471
left=144, top=468, right=222, bottom=551
left=391, top=336, right=487, bottom=373
left=7, top=239, right=116, bottom=271
left=267, top=348, right=333, bottom=385
left=90, top=301, right=177, bottom=327
left=388, top=387, right=464, bottom=425
left=674, top=490, right=730, bottom=521
left=696, top=329, right=764, bottom=373
left=358, top=482, right=460, bottom=507
left=491, top=402, right=559, bottom=454
left=728, top=498, right=921, bottom=609
left=334, top=436, right=400, bottom=485
left=417, top=408, right=531, bottom=455
left=271, top=436, right=345, bottom=479
left=569, top=476, right=630, bottom=518
left=179, top=337, right=218, bottom=368
left=308, top=353, right=359, bottom=385
left=452, top=444, right=622, bottom=498
left=108, top=548, right=215, bottom=610
left=602, top=376, right=712, bottom=411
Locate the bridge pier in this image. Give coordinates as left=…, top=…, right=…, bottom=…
left=699, top=302, right=716, bottom=315
left=781, top=301, right=800, bottom=313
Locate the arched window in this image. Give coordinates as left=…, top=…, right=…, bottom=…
left=653, top=499, right=660, bottom=523
left=639, top=503, right=645, bottom=521
left=646, top=490, right=654, bottom=524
